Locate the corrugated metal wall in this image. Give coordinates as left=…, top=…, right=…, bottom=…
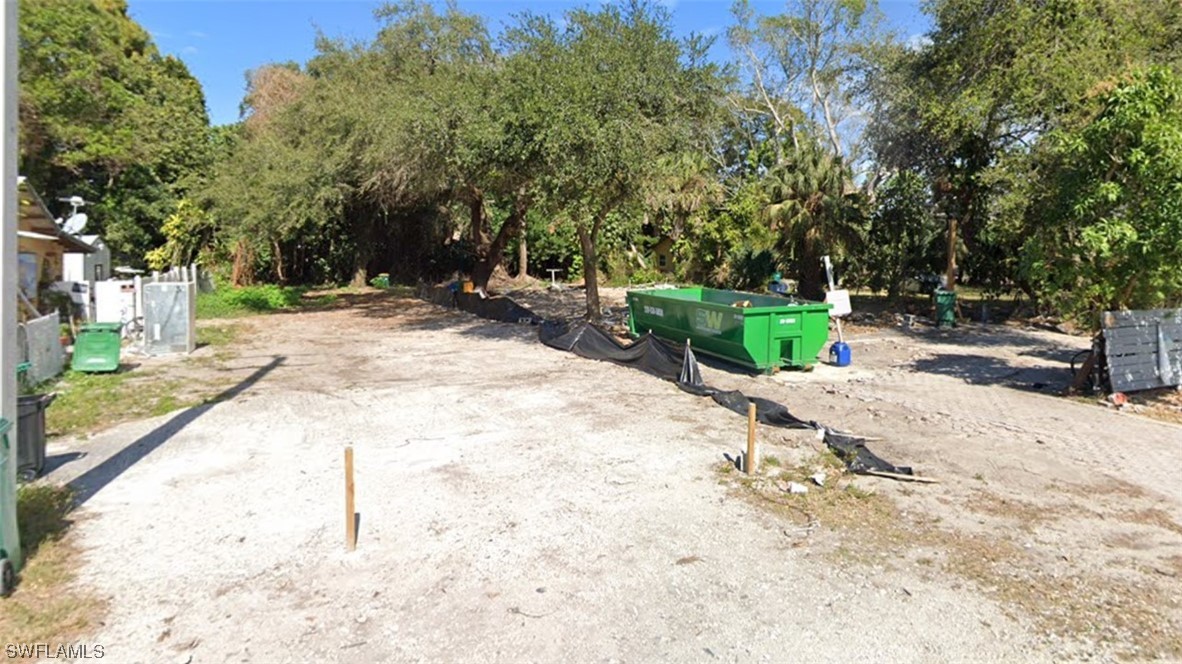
left=1103, top=309, right=1182, bottom=393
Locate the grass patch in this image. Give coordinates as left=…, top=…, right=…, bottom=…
left=196, top=322, right=243, bottom=348
left=195, top=285, right=339, bottom=319
left=0, top=485, right=102, bottom=644
left=45, top=371, right=196, bottom=436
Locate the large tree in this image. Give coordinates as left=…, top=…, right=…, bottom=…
left=19, top=0, right=211, bottom=264
left=1024, top=67, right=1182, bottom=323
left=869, top=0, right=1182, bottom=293
left=517, top=2, right=724, bottom=320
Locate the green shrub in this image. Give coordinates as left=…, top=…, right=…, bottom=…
left=629, top=266, right=666, bottom=285
left=726, top=246, right=780, bottom=291
left=196, top=285, right=307, bottom=318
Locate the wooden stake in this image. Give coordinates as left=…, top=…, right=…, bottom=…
left=746, top=402, right=757, bottom=474
left=345, top=446, right=356, bottom=551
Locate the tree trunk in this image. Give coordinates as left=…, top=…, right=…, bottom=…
left=351, top=205, right=375, bottom=288
left=469, top=192, right=487, bottom=247
left=232, top=239, right=254, bottom=286
left=272, top=239, right=286, bottom=284
left=350, top=266, right=368, bottom=288
left=577, top=224, right=601, bottom=322
left=517, top=235, right=528, bottom=279
left=797, top=236, right=826, bottom=301
left=472, top=195, right=529, bottom=292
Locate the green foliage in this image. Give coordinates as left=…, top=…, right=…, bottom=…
left=195, top=285, right=310, bottom=318
left=145, top=199, right=215, bottom=270
left=762, top=137, right=866, bottom=299
left=726, top=246, right=780, bottom=291
left=868, top=0, right=1181, bottom=296
left=19, top=0, right=212, bottom=265
left=507, top=2, right=725, bottom=317
left=862, top=171, right=944, bottom=298
left=1024, top=67, right=1182, bottom=324
left=679, top=179, right=774, bottom=286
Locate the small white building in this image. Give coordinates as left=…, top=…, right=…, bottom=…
left=63, top=235, right=111, bottom=285
left=61, top=235, right=111, bottom=319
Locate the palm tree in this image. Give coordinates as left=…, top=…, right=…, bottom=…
left=645, top=152, right=725, bottom=241
left=761, top=139, right=864, bottom=299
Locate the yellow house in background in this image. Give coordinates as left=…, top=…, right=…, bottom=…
left=653, top=236, right=676, bottom=273
left=16, top=178, right=94, bottom=320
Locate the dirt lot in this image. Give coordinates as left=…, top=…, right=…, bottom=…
left=39, top=288, right=1182, bottom=662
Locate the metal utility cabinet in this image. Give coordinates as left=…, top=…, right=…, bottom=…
left=627, top=287, right=832, bottom=372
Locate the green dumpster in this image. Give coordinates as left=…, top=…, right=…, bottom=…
left=627, top=287, right=832, bottom=373
left=1, top=417, right=22, bottom=595
left=934, top=289, right=957, bottom=329
left=371, top=273, right=390, bottom=289
left=71, top=322, right=123, bottom=373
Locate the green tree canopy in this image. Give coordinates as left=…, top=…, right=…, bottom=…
left=1025, top=67, right=1182, bottom=323
left=20, top=0, right=212, bottom=264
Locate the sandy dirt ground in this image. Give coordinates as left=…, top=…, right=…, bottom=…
left=44, top=288, right=1182, bottom=663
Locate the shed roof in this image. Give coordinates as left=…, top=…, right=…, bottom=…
left=18, top=178, right=96, bottom=254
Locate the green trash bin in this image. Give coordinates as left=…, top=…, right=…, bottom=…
left=71, top=322, right=123, bottom=373
left=934, top=289, right=957, bottom=328
left=371, top=273, right=390, bottom=289
left=0, top=417, right=22, bottom=595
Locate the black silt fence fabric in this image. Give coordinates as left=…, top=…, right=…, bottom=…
left=540, top=321, right=913, bottom=476
left=425, top=291, right=913, bottom=476
left=420, top=285, right=543, bottom=325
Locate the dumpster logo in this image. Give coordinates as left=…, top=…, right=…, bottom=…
left=694, top=309, right=725, bottom=334
left=643, top=305, right=665, bottom=317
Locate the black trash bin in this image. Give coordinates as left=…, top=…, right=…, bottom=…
left=17, top=393, right=55, bottom=482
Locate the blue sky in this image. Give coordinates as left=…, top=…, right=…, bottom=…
left=129, top=0, right=930, bottom=127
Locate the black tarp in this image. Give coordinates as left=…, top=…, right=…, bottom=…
left=540, top=320, right=913, bottom=476
left=426, top=289, right=913, bottom=476
left=420, top=285, right=543, bottom=325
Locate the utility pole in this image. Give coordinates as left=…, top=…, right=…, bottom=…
left=1, top=0, right=22, bottom=572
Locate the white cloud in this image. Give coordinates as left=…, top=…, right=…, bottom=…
left=181, top=45, right=199, bottom=55
left=187, top=30, right=208, bottom=39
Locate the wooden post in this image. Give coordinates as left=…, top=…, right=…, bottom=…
left=1066, top=351, right=1097, bottom=396
left=345, top=446, right=356, bottom=551
left=745, top=402, right=757, bottom=474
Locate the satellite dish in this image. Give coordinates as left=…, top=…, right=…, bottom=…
left=57, top=195, right=88, bottom=208
left=63, top=213, right=88, bottom=234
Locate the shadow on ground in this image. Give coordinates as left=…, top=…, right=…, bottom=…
left=68, top=356, right=285, bottom=506
left=910, top=352, right=1072, bottom=393
left=903, top=323, right=1090, bottom=353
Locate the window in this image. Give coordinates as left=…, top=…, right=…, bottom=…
left=658, top=254, right=668, bottom=268
left=94, top=264, right=104, bottom=281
